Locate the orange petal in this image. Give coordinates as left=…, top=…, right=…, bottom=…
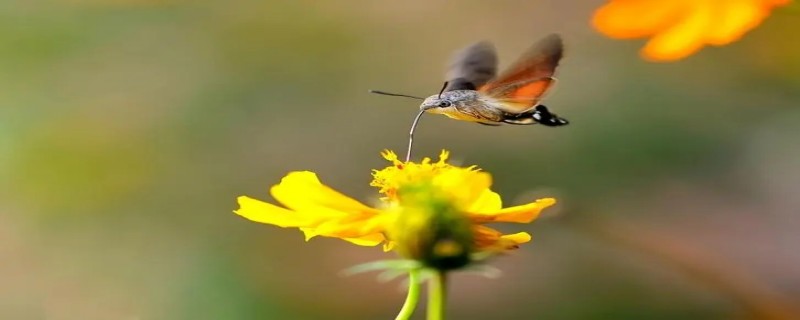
left=704, top=0, right=767, bottom=46
left=472, top=226, right=531, bottom=251
left=234, top=196, right=308, bottom=227
left=469, top=198, right=556, bottom=223
left=592, top=0, right=688, bottom=39
left=641, top=2, right=712, bottom=61
left=473, top=225, right=504, bottom=249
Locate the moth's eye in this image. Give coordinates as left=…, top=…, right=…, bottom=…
left=438, top=101, right=452, bottom=107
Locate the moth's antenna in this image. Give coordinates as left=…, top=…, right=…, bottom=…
left=437, top=81, right=448, bottom=99
left=369, top=90, right=425, bottom=100
left=406, top=106, right=433, bottom=162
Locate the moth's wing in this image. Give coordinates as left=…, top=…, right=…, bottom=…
left=482, top=34, right=562, bottom=92
left=444, top=41, right=498, bottom=91
left=479, top=34, right=562, bottom=112
left=489, top=78, right=557, bottom=112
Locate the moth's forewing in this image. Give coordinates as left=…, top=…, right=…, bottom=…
left=479, top=34, right=563, bottom=112
left=445, top=41, right=498, bottom=92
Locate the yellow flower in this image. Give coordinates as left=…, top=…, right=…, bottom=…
left=592, top=0, right=791, bottom=61
left=235, top=150, right=555, bottom=257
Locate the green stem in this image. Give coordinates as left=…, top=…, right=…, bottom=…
left=395, top=269, right=421, bottom=320
left=426, top=270, right=448, bottom=320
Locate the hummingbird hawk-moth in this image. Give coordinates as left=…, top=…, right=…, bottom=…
left=371, top=34, right=569, bottom=161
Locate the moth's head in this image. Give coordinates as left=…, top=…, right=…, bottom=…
left=419, top=90, right=477, bottom=111
left=420, top=95, right=453, bottom=111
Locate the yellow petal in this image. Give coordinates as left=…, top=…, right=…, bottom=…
left=436, top=150, right=450, bottom=164
left=592, top=0, right=688, bottom=39
left=489, top=232, right=532, bottom=251
left=271, top=171, right=379, bottom=216
left=469, top=198, right=556, bottom=223
left=239, top=172, right=386, bottom=245
left=641, top=2, right=712, bottom=61
left=299, top=211, right=389, bottom=242
left=432, top=169, right=492, bottom=206
left=234, top=196, right=308, bottom=227
left=501, top=232, right=532, bottom=245
left=300, top=227, right=318, bottom=241
left=381, top=149, right=401, bottom=163
left=312, top=219, right=374, bottom=239
left=342, top=233, right=386, bottom=247
left=466, top=189, right=502, bottom=213
left=301, top=225, right=385, bottom=247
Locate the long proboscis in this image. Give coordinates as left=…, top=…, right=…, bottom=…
left=406, top=106, right=435, bottom=162
left=368, top=90, right=425, bottom=100
left=369, top=89, right=429, bottom=161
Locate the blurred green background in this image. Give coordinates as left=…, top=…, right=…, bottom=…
left=2, top=1, right=799, bottom=319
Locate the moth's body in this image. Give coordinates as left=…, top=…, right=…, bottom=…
left=418, top=34, right=569, bottom=127
left=421, top=89, right=565, bottom=126
left=423, top=91, right=505, bottom=123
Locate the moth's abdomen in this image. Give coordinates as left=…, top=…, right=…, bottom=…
left=502, top=105, right=569, bottom=126
left=435, top=107, right=488, bottom=122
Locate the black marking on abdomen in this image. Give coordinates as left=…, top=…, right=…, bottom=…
left=501, top=105, right=569, bottom=126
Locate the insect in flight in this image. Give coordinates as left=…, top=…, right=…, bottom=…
left=371, top=33, right=569, bottom=161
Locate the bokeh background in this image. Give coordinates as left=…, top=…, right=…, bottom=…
left=2, top=1, right=799, bottom=319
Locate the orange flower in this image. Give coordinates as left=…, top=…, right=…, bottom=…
left=592, top=0, right=791, bottom=61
